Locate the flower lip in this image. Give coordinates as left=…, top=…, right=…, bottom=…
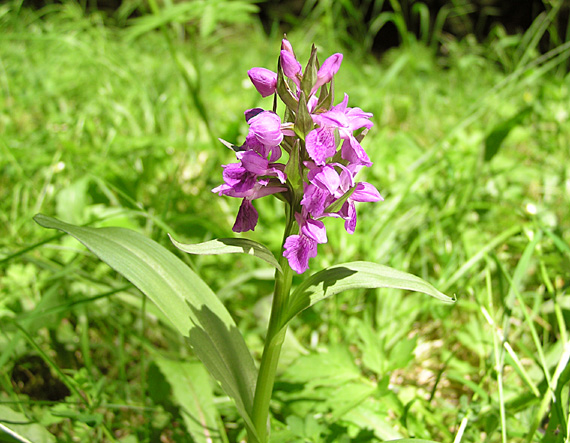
left=233, top=199, right=258, bottom=232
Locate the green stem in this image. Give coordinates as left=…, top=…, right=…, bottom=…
left=250, top=211, right=296, bottom=442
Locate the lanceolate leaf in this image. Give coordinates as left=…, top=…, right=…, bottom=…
left=33, top=214, right=258, bottom=437
left=155, top=358, right=225, bottom=443
left=169, top=236, right=281, bottom=272
left=281, top=261, right=454, bottom=331
left=0, top=405, right=55, bottom=443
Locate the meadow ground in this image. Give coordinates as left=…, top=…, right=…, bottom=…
left=1, top=2, right=570, bottom=442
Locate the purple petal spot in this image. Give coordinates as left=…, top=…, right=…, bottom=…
left=306, top=127, right=337, bottom=166
left=233, top=199, right=258, bottom=232
left=351, top=182, right=383, bottom=202
left=247, top=68, right=277, bottom=98
left=283, top=234, right=318, bottom=274
left=248, top=111, right=283, bottom=148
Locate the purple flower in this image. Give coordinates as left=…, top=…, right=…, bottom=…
left=338, top=181, right=383, bottom=234
left=312, top=94, right=374, bottom=166
left=283, top=234, right=317, bottom=274
left=238, top=151, right=286, bottom=184
left=247, top=110, right=284, bottom=148
left=233, top=199, right=259, bottom=232
left=283, top=213, right=327, bottom=274
left=311, top=53, right=343, bottom=94
left=299, top=163, right=382, bottom=234
left=248, top=68, right=277, bottom=98
left=305, top=127, right=337, bottom=166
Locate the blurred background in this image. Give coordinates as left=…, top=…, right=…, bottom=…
left=1, top=0, right=570, bottom=442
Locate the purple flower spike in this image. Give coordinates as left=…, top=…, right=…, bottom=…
left=248, top=68, right=277, bottom=98
left=311, top=53, right=343, bottom=94
left=215, top=41, right=381, bottom=271
left=306, top=127, right=337, bottom=166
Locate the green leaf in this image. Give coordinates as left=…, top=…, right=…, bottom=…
left=300, top=44, right=318, bottom=97
left=384, top=440, right=440, bottom=443
left=281, top=261, right=454, bottom=331
left=285, top=140, right=304, bottom=204
left=169, top=236, right=282, bottom=272
left=33, top=214, right=258, bottom=438
left=323, top=185, right=355, bottom=214
left=155, top=357, right=225, bottom=443
left=484, top=107, right=531, bottom=162
left=295, top=91, right=313, bottom=139
left=0, top=405, right=55, bottom=443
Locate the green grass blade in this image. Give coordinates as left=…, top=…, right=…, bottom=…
left=440, top=224, right=521, bottom=292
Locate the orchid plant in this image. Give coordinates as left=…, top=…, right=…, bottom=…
left=35, top=39, right=454, bottom=442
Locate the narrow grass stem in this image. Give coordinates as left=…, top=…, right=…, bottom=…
left=485, top=269, right=507, bottom=443
left=250, top=212, right=296, bottom=442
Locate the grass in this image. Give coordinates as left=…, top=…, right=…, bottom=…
left=1, top=1, right=570, bottom=442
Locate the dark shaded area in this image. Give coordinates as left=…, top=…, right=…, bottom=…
left=17, top=0, right=569, bottom=54
left=260, top=0, right=568, bottom=53
left=11, top=355, right=71, bottom=401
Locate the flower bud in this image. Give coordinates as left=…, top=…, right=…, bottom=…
left=281, top=38, right=294, bottom=55
left=311, top=53, right=343, bottom=94
left=280, top=50, right=302, bottom=80
left=247, top=67, right=277, bottom=98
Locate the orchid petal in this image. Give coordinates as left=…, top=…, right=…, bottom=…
left=233, top=199, right=258, bottom=232
left=283, top=234, right=318, bottom=274
left=352, top=182, right=383, bottom=202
